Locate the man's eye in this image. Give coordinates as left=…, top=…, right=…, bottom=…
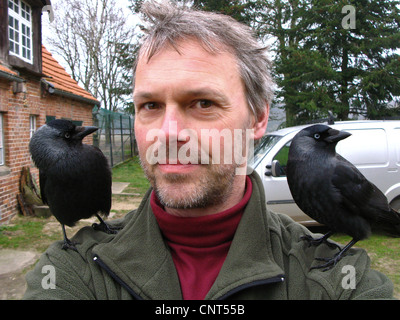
left=142, top=102, right=159, bottom=110
left=194, top=100, right=214, bottom=109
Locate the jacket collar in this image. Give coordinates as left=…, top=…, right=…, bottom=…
left=93, top=170, right=284, bottom=300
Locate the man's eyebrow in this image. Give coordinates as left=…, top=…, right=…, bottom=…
left=133, top=91, right=154, bottom=102
left=134, top=87, right=228, bottom=102
left=182, top=88, right=227, bottom=100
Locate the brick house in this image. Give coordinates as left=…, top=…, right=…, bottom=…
left=0, top=0, right=99, bottom=224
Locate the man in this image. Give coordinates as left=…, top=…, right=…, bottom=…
left=24, top=1, right=394, bottom=300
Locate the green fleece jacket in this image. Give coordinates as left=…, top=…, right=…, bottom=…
left=23, top=171, right=394, bottom=300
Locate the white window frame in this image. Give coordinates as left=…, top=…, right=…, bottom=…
left=0, top=114, right=5, bottom=166
left=29, top=115, right=36, bottom=138
left=8, top=0, right=33, bottom=64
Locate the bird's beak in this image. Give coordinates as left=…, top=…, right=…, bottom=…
left=324, top=129, right=351, bottom=143
left=75, top=126, right=98, bottom=139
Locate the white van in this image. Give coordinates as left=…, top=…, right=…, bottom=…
left=250, top=120, right=400, bottom=225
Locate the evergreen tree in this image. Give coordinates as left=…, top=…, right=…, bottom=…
left=191, top=0, right=255, bottom=24
left=257, top=0, right=400, bottom=124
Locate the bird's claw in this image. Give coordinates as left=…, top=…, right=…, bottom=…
left=300, top=234, right=341, bottom=251
left=301, top=234, right=322, bottom=247
left=310, top=257, right=340, bottom=272
left=62, top=238, right=78, bottom=252
left=310, top=251, right=348, bottom=271
left=310, top=238, right=358, bottom=271
left=92, top=222, right=118, bottom=234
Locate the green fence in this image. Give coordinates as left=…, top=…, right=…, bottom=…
left=92, top=108, right=136, bottom=167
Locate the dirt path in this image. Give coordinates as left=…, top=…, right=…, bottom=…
left=0, top=250, right=39, bottom=299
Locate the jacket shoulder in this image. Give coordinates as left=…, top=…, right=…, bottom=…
left=23, top=210, right=137, bottom=300
left=265, top=210, right=394, bottom=299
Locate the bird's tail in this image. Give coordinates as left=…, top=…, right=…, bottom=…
left=392, top=208, right=400, bottom=235
left=377, top=208, right=400, bottom=237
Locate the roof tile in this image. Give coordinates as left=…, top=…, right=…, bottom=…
left=41, top=45, right=99, bottom=103
left=0, top=64, right=19, bottom=76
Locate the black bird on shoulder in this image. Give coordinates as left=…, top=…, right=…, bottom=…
left=287, top=124, right=400, bottom=271
left=29, top=119, right=115, bottom=251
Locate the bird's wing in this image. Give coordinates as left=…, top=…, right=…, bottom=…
left=331, top=158, right=391, bottom=221
left=39, top=171, right=48, bottom=205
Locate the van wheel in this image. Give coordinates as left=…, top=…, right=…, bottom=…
left=389, top=198, right=400, bottom=212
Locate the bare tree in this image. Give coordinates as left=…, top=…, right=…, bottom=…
left=46, top=0, right=136, bottom=111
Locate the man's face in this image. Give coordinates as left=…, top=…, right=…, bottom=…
left=133, top=40, right=267, bottom=215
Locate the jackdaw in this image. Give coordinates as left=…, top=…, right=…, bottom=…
left=286, top=124, right=400, bottom=270
left=29, top=119, right=114, bottom=250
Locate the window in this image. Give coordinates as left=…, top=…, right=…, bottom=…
left=8, top=0, right=32, bottom=64
left=249, top=134, right=282, bottom=168
left=46, top=115, right=56, bottom=123
left=0, top=114, right=4, bottom=166
left=29, top=115, right=36, bottom=138
left=71, top=120, right=83, bottom=126
left=272, top=141, right=291, bottom=177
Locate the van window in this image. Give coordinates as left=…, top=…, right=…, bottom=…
left=272, top=141, right=291, bottom=176
left=250, top=134, right=282, bottom=168
left=336, top=128, right=388, bottom=166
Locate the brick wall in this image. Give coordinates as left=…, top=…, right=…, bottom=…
left=0, top=75, right=95, bottom=224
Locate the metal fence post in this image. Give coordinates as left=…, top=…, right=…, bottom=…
left=129, top=116, right=133, bottom=157
left=108, top=114, right=113, bottom=167
left=120, top=114, right=124, bottom=162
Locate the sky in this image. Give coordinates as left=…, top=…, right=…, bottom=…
left=41, top=0, right=139, bottom=66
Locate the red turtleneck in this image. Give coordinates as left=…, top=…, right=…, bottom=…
left=150, top=176, right=252, bottom=299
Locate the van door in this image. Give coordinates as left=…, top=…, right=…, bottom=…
left=335, top=128, right=390, bottom=193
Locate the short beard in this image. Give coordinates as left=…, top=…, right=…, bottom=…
left=140, top=159, right=237, bottom=210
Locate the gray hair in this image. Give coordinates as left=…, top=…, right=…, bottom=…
left=133, top=0, right=275, bottom=120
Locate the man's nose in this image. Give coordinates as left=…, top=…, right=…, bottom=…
left=159, top=106, right=186, bottom=140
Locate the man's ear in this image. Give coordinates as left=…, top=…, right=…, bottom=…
left=252, top=104, right=269, bottom=140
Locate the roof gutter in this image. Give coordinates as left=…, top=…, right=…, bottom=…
left=0, top=70, right=25, bottom=83
left=41, top=79, right=100, bottom=106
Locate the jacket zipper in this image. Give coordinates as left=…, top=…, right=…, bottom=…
left=93, top=254, right=143, bottom=300
left=218, top=275, right=285, bottom=300
left=94, top=253, right=285, bottom=300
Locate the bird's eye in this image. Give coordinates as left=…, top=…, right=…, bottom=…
left=314, top=133, right=321, bottom=140
left=64, top=133, right=71, bottom=139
